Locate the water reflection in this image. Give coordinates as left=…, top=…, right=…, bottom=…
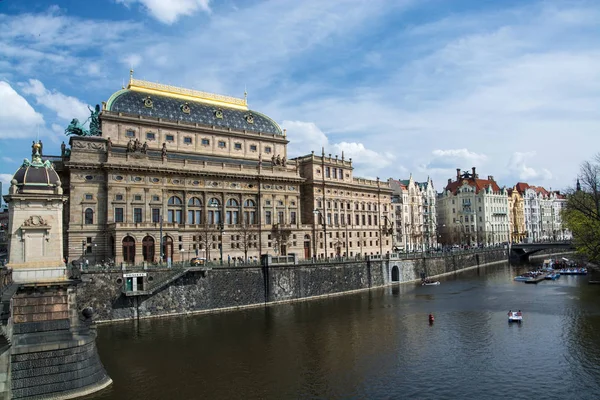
left=85, top=261, right=600, bottom=400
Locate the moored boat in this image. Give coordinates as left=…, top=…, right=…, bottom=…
left=559, top=268, right=587, bottom=275
left=422, top=281, right=440, bottom=286
left=545, top=272, right=560, bottom=280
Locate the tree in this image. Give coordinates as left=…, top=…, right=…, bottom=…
left=563, top=154, right=600, bottom=263
left=233, top=224, right=258, bottom=262
left=271, top=224, right=291, bottom=256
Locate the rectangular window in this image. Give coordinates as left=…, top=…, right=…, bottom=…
left=152, top=208, right=160, bottom=223
left=290, top=211, right=297, bottom=225
left=126, top=130, right=135, bottom=138
left=201, top=138, right=210, bottom=145
left=234, top=143, right=242, bottom=150
left=334, top=214, right=339, bottom=225
left=134, top=208, right=143, bottom=223
left=327, top=213, right=332, bottom=225
left=355, top=214, right=360, bottom=225
left=85, top=194, right=93, bottom=200
left=339, top=169, right=343, bottom=179
left=134, top=195, right=142, bottom=201
left=250, top=144, right=257, bottom=151
left=325, top=167, right=330, bottom=178
left=166, top=134, right=175, bottom=142
left=278, top=211, right=284, bottom=224
left=333, top=168, right=337, bottom=179
left=152, top=195, right=160, bottom=202
left=265, top=146, right=272, bottom=154
left=146, top=132, right=156, bottom=140
left=362, top=215, right=366, bottom=225
left=218, top=141, right=226, bottom=148
left=184, top=137, right=193, bottom=144
left=116, top=194, right=123, bottom=201
left=265, top=211, right=272, bottom=225
left=115, top=208, right=124, bottom=223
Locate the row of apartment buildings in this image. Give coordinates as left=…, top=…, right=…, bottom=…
left=388, top=167, right=570, bottom=251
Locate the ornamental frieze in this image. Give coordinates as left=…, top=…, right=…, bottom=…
left=22, top=215, right=49, bottom=227
left=72, top=140, right=106, bottom=152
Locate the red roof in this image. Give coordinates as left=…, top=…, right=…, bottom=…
left=445, top=177, right=501, bottom=194
left=514, top=182, right=530, bottom=193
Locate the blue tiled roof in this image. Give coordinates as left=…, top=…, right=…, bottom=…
left=108, top=90, right=282, bottom=135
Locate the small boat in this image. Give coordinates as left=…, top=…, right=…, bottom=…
left=421, top=280, right=440, bottom=286
left=545, top=272, right=560, bottom=280
left=508, top=311, right=523, bottom=323
left=559, top=268, right=587, bottom=275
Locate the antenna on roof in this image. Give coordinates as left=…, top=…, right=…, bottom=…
left=244, top=84, right=247, bottom=104
left=129, top=68, right=134, bottom=85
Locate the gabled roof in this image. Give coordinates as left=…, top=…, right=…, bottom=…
left=514, top=182, right=530, bottom=193
left=445, top=177, right=501, bottom=195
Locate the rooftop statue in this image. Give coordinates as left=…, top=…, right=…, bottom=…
left=88, top=104, right=101, bottom=136
left=65, top=118, right=89, bottom=136
left=64, top=104, right=102, bottom=136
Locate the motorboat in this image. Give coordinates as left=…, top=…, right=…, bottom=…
left=508, top=311, right=523, bottom=323
left=545, top=272, right=560, bottom=280
left=421, top=280, right=440, bottom=286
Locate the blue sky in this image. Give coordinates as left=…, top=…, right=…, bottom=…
left=2, top=0, right=599, bottom=195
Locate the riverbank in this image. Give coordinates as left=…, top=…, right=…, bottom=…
left=77, top=249, right=573, bottom=324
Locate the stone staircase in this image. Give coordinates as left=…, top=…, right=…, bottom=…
left=122, top=268, right=191, bottom=297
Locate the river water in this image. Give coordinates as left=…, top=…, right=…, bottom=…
left=84, top=262, right=600, bottom=400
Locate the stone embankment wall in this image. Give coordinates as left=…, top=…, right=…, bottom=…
left=77, top=249, right=510, bottom=323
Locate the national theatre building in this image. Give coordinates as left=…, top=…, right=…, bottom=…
left=53, top=75, right=393, bottom=265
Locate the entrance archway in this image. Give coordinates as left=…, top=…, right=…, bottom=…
left=391, top=265, right=399, bottom=282
left=142, top=236, right=155, bottom=262
left=122, top=236, right=135, bottom=263
left=303, top=235, right=311, bottom=259
left=163, top=236, right=173, bottom=262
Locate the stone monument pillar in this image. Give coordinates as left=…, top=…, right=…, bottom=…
left=3, top=143, right=67, bottom=283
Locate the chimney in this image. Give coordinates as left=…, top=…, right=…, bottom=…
left=488, top=175, right=494, bottom=181
left=448, top=178, right=452, bottom=185
left=472, top=167, right=476, bottom=177
left=456, top=168, right=461, bottom=179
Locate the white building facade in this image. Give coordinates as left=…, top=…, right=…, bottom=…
left=437, top=168, right=510, bottom=247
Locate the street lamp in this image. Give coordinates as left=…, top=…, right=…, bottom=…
left=180, top=248, right=185, bottom=265
left=81, top=240, right=86, bottom=266
left=210, top=199, right=224, bottom=264
left=313, top=209, right=327, bottom=259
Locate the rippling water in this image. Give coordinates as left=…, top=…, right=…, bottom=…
left=84, top=262, right=600, bottom=400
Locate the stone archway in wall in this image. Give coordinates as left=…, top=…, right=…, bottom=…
left=122, top=236, right=135, bottom=264
left=391, top=265, right=400, bottom=282
left=303, top=235, right=311, bottom=259
left=163, top=236, right=173, bottom=262
left=142, top=236, right=155, bottom=262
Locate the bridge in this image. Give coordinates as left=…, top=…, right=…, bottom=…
left=510, top=241, right=575, bottom=262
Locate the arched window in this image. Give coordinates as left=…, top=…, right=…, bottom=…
left=122, top=236, right=135, bottom=263
left=226, top=198, right=240, bottom=225
left=168, top=196, right=182, bottom=205
left=243, top=199, right=257, bottom=224
left=84, top=208, right=94, bottom=224
left=168, top=196, right=183, bottom=223
left=207, top=198, right=221, bottom=224
left=187, top=197, right=202, bottom=224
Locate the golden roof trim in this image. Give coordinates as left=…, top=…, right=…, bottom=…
left=128, top=78, right=248, bottom=110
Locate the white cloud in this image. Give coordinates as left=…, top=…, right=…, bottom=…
left=283, top=120, right=329, bottom=158
left=426, top=149, right=487, bottom=170
left=116, top=0, right=211, bottom=24
left=20, top=79, right=89, bottom=123
left=0, top=81, right=44, bottom=139
left=333, top=142, right=395, bottom=173
left=2, top=157, right=13, bottom=163
left=507, top=152, right=553, bottom=181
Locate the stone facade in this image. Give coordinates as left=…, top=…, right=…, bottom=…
left=55, top=78, right=395, bottom=267
left=296, top=151, right=393, bottom=259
